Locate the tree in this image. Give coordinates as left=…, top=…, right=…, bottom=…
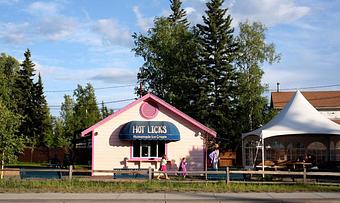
left=0, top=53, right=20, bottom=110
left=33, top=74, right=53, bottom=148
left=235, top=21, right=280, bottom=133
left=73, top=83, right=101, bottom=133
left=168, top=0, right=188, bottom=26
left=196, top=0, right=238, bottom=149
left=100, top=101, right=110, bottom=119
left=0, top=101, right=24, bottom=179
left=15, top=49, right=36, bottom=135
left=47, top=117, right=71, bottom=151
left=14, top=49, right=37, bottom=161
left=133, top=1, right=199, bottom=115
left=0, top=53, right=23, bottom=178
left=60, top=95, right=75, bottom=153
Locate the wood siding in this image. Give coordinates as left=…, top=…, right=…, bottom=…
left=92, top=101, right=205, bottom=176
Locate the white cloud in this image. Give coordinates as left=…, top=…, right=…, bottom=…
left=43, top=65, right=137, bottom=84
left=0, top=22, right=29, bottom=44
left=262, top=67, right=318, bottom=91
left=229, top=0, right=310, bottom=26
left=39, top=16, right=77, bottom=41
left=27, top=1, right=59, bottom=15
left=89, top=68, right=137, bottom=84
left=26, top=1, right=77, bottom=41
left=95, top=19, right=132, bottom=47
left=34, top=62, right=59, bottom=77
left=181, top=0, right=310, bottom=27
left=184, top=7, right=196, bottom=15
left=0, top=0, right=19, bottom=5
left=132, top=6, right=154, bottom=32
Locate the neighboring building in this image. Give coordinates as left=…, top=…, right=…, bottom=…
left=271, top=91, right=340, bottom=125
left=81, top=93, right=216, bottom=176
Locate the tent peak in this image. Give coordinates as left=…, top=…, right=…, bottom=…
left=243, top=89, right=340, bottom=139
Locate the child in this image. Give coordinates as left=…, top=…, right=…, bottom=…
left=157, top=155, right=170, bottom=180
left=179, top=157, right=187, bottom=178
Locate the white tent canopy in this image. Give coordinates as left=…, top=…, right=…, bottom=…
left=243, top=90, right=340, bottom=140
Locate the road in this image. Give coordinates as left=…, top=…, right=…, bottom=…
left=0, top=192, right=340, bottom=202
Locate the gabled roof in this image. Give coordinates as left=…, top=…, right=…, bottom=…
left=243, top=91, right=340, bottom=139
left=271, top=91, right=340, bottom=109
left=81, top=93, right=216, bottom=137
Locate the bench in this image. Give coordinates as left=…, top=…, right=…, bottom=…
left=20, top=168, right=62, bottom=179
left=207, top=168, right=246, bottom=181
left=112, top=168, right=149, bottom=179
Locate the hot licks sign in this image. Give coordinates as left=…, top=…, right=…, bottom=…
left=119, top=121, right=180, bottom=141
left=132, top=125, right=167, bottom=134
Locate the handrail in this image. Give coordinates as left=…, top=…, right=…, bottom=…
left=2, top=167, right=340, bottom=183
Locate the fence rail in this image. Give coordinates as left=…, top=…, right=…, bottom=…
left=1, top=167, right=340, bottom=184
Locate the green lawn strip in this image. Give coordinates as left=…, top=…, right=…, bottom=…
left=6, top=162, right=49, bottom=167
left=6, top=162, right=89, bottom=169
left=0, top=179, right=340, bottom=193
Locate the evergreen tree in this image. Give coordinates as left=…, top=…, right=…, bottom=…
left=33, top=74, right=53, bottom=148
left=14, top=49, right=37, bottom=160
left=100, top=101, right=110, bottom=119
left=15, top=49, right=35, bottom=127
left=196, top=0, right=238, bottom=149
left=168, top=0, right=188, bottom=26
left=235, top=21, right=280, bottom=133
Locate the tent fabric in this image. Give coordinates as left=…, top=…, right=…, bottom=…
left=242, top=91, right=340, bottom=139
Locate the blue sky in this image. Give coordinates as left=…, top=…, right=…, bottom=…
left=0, top=0, right=340, bottom=116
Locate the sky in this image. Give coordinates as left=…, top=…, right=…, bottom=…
left=0, top=0, right=340, bottom=116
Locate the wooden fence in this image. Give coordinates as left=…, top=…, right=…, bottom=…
left=1, top=167, right=340, bottom=184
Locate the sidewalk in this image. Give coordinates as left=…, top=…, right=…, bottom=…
left=0, top=192, right=340, bottom=202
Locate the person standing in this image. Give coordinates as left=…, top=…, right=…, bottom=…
left=157, top=154, right=170, bottom=180
left=179, top=157, right=187, bottom=178
left=209, top=147, right=219, bottom=170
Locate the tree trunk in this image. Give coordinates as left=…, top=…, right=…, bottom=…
left=30, top=147, right=34, bottom=163
left=1, top=151, right=4, bottom=179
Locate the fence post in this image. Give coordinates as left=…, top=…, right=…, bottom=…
left=69, top=165, right=73, bottom=181
left=226, top=167, right=230, bottom=184
left=148, top=167, right=152, bottom=181
left=303, top=166, right=306, bottom=184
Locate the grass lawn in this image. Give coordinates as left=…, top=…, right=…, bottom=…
left=0, top=178, right=340, bottom=193
left=6, top=162, right=89, bottom=169
left=6, top=162, right=49, bottom=167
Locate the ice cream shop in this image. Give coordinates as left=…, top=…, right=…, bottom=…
left=81, top=93, right=216, bottom=176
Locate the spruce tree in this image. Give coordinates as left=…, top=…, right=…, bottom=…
left=196, top=0, right=238, bottom=149
left=14, top=49, right=37, bottom=156
left=100, top=101, right=110, bottom=119
left=33, top=74, right=53, bottom=148
left=168, top=0, right=188, bottom=26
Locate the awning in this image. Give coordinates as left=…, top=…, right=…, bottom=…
left=119, top=121, right=180, bottom=141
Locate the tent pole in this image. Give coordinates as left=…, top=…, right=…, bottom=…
left=261, top=136, right=265, bottom=178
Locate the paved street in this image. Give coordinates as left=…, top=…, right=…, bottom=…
left=0, top=192, right=340, bottom=203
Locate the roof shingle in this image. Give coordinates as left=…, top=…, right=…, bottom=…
left=271, top=91, right=340, bottom=109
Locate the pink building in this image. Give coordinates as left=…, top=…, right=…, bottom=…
left=81, top=93, right=216, bottom=176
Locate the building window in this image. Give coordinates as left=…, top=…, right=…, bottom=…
left=132, top=141, right=165, bottom=158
